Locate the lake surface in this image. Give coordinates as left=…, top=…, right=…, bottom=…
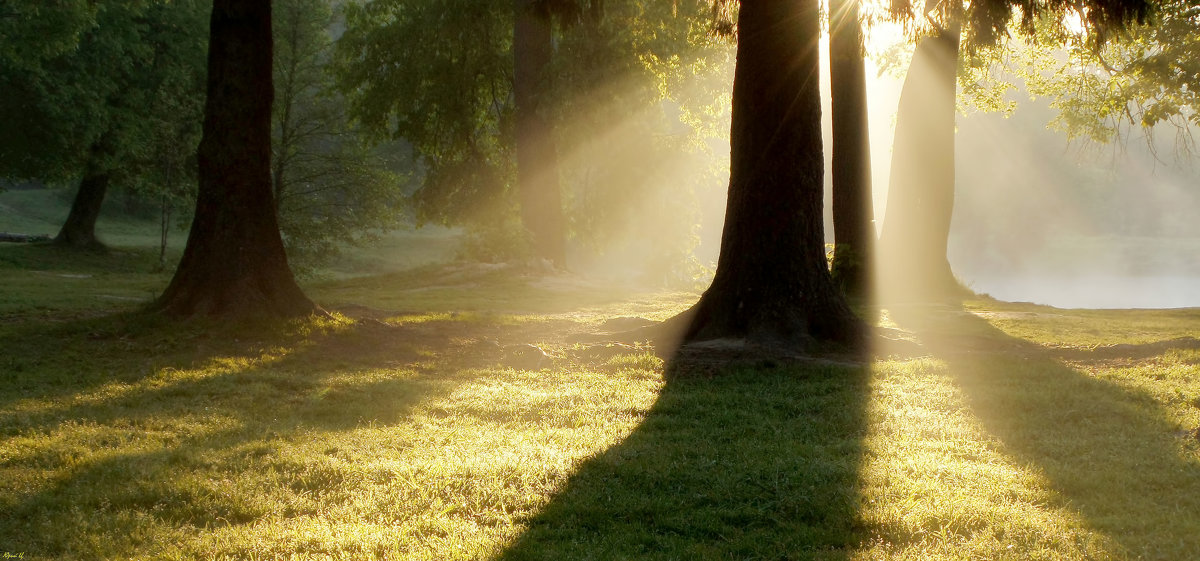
left=963, top=274, right=1200, bottom=309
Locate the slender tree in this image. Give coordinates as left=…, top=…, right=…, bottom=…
left=152, top=0, right=317, bottom=318
left=828, top=0, right=875, bottom=298
left=877, top=21, right=962, bottom=302
left=270, top=0, right=407, bottom=271
left=679, top=0, right=864, bottom=353
left=514, top=0, right=567, bottom=266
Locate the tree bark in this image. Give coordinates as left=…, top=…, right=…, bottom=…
left=152, top=0, right=316, bottom=319
left=679, top=0, right=863, bottom=354
left=878, top=27, right=962, bottom=303
left=828, top=0, right=875, bottom=299
left=513, top=0, right=567, bottom=267
left=54, top=167, right=109, bottom=249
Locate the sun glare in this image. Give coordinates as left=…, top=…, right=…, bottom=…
left=1062, top=11, right=1087, bottom=35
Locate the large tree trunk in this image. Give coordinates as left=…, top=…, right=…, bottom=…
left=54, top=167, right=109, bottom=249
left=878, top=27, right=961, bottom=303
left=678, top=0, right=863, bottom=354
left=513, top=0, right=566, bottom=267
left=152, top=0, right=316, bottom=318
left=828, top=0, right=874, bottom=299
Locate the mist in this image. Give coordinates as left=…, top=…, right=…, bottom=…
left=826, top=26, right=1200, bottom=310
left=949, top=98, right=1200, bottom=308
left=534, top=23, right=1200, bottom=310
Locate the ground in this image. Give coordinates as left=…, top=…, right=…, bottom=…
left=1, top=190, right=1199, bottom=560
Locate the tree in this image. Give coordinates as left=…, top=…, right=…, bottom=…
left=152, top=0, right=317, bottom=318
left=514, top=0, right=568, bottom=266
left=875, top=0, right=1151, bottom=303
left=677, top=0, right=864, bottom=354
left=552, top=1, right=734, bottom=285
left=877, top=20, right=962, bottom=302
left=669, top=0, right=1153, bottom=360
left=271, top=0, right=407, bottom=271
left=828, top=0, right=875, bottom=298
left=337, top=0, right=570, bottom=264
left=336, top=0, right=514, bottom=233
left=0, top=2, right=209, bottom=249
left=1023, top=0, right=1198, bottom=149
left=336, top=0, right=726, bottom=271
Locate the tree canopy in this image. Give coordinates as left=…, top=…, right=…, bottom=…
left=0, top=1, right=209, bottom=248
left=0, top=1, right=209, bottom=186
left=1013, top=0, right=1197, bottom=150
left=335, top=0, right=731, bottom=273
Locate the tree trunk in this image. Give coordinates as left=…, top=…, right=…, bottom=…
left=158, top=193, right=172, bottom=270
left=679, top=0, right=863, bottom=354
left=54, top=168, right=109, bottom=249
left=878, top=27, right=961, bottom=303
left=828, top=0, right=874, bottom=299
left=152, top=0, right=316, bottom=319
left=513, top=0, right=566, bottom=267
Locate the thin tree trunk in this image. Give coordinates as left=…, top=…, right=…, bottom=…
left=153, top=0, right=316, bottom=318
left=54, top=167, right=109, bottom=249
left=513, top=0, right=566, bottom=267
left=678, top=0, right=863, bottom=355
left=878, top=26, right=961, bottom=303
left=159, top=194, right=171, bottom=270
left=828, top=0, right=874, bottom=299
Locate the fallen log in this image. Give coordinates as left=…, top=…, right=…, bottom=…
left=0, top=232, right=52, bottom=243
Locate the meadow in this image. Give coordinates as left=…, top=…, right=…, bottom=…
left=2, top=189, right=1199, bottom=560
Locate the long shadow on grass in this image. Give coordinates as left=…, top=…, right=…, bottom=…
left=498, top=364, right=870, bottom=560
left=0, top=311, right=284, bottom=413
left=891, top=305, right=1200, bottom=559
left=0, top=314, right=480, bottom=558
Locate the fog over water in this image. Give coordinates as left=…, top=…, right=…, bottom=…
left=819, top=31, right=1200, bottom=310
left=949, top=103, right=1200, bottom=309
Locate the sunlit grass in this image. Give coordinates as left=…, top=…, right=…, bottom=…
left=0, top=312, right=664, bottom=560
left=2, top=245, right=1199, bottom=559
left=864, top=303, right=1200, bottom=560
left=966, top=299, right=1200, bottom=347
left=857, top=359, right=1118, bottom=560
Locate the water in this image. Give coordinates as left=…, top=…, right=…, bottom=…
left=964, top=274, right=1200, bottom=309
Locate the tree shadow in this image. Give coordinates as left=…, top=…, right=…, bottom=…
left=0, top=314, right=491, bottom=557
left=497, top=363, right=871, bottom=560
left=888, top=305, right=1200, bottom=559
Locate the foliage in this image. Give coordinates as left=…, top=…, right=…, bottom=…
left=0, top=1, right=209, bottom=196
left=1014, top=0, right=1200, bottom=152
left=335, top=0, right=513, bottom=226
left=272, top=0, right=411, bottom=274
left=335, top=0, right=731, bottom=277
left=549, top=0, right=733, bottom=285
left=0, top=0, right=98, bottom=69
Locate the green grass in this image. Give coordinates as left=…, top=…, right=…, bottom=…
left=0, top=187, right=177, bottom=248
left=1, top=218, right=1199, bottom=559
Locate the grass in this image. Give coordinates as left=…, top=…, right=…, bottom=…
left=1, top=192, right=1199, bottom=559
